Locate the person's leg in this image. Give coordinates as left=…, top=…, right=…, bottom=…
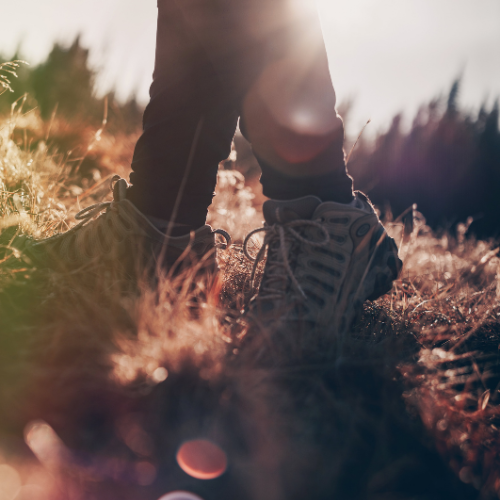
left=232, top=1, right=401, bottom=337
left=126, top=0, right=240, bottom=230
left=239, top=1, right=354, bottom=203
left=127, top=0, right=353, bottom=233
left=26, top=0, right=242, bottom=274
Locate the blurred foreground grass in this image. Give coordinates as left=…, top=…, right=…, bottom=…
left=0, top=71, right=499, bottom=500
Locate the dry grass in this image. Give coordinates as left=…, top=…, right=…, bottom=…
left=0, top=98, right=499, bottom=500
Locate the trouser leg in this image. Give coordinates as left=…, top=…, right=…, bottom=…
left=238, top=1, right=353, bottom=202
left=127, top=0, right=240, bottom=228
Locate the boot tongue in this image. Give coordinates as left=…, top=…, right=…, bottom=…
left=263, top=196, right=322, bottom=224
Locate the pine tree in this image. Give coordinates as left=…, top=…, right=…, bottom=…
left=31, top=36, right=98, bottom=120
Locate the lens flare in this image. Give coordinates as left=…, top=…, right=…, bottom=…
left=158, top=492, right=204, bottom=500
left=135, top=461, right=157, bottom=486
left=0, top=464, right=21, bottom=500
left=24, top=421, right=69, bottom=470
left=287, top=0, right=319, bottom=18
left=176, top=439, right=227, bottom=480
left=152, top=366, right=168, bottom=383
left=11, top=484, right=45, bottom=500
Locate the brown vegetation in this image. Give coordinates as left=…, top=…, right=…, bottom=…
left=0, top=63, right=499, bottom=500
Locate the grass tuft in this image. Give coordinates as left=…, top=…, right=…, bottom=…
left=0, top=85, right=498, bottom=499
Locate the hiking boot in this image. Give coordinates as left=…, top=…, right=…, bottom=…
left=243, top=192, right=402, bottom=335
left=23, top=176, right=231, bottom=279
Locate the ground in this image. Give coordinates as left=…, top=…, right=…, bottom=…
left=0, top=99, right=499, bottom=500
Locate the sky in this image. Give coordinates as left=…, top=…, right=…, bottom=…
left=1, top=0, right=499, bottom=136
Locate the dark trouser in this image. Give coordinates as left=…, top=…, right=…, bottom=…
left=127, top=0, right=353, bottom=228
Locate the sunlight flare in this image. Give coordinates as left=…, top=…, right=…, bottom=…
left=24, top=421, right=69, bottom=470
left=176, top=439, right=227, bottom=480
left=158, top=492, right=204, bottom=500
left=0, top=465, right=21, bottom=500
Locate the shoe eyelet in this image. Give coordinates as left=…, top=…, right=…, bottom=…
left=356, top=223, right=371, bottom=237
left=305, top=275, right=335, bottom=293
left=330, top=234, right=346, bottom=244
left=304, top=289, right=326, bottom=306
left=328, top=217, right=350, bottom=225
left=309, top=260, right=341, bottom=278
left=313, top=247, right=345, bottom=263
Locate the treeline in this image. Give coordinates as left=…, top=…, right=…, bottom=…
left=0, top=37, right=143, bottom=132
left=2, top=39, right=499, bottom=238
left=347, top=81, right=500, bottom=239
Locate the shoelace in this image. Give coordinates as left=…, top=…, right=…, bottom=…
left=33, top=197, right=117, bottom=248
left=61, top=203, right=130, bottom=261
left=35, top=173, right=232, bottom=263
left=213, top=229, right=232, bottom=249
left=73, top=200, right=113, bottom=227
left=243, top=219, right=330, bottom=299
left=72, top=174, right=124, bottom=229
